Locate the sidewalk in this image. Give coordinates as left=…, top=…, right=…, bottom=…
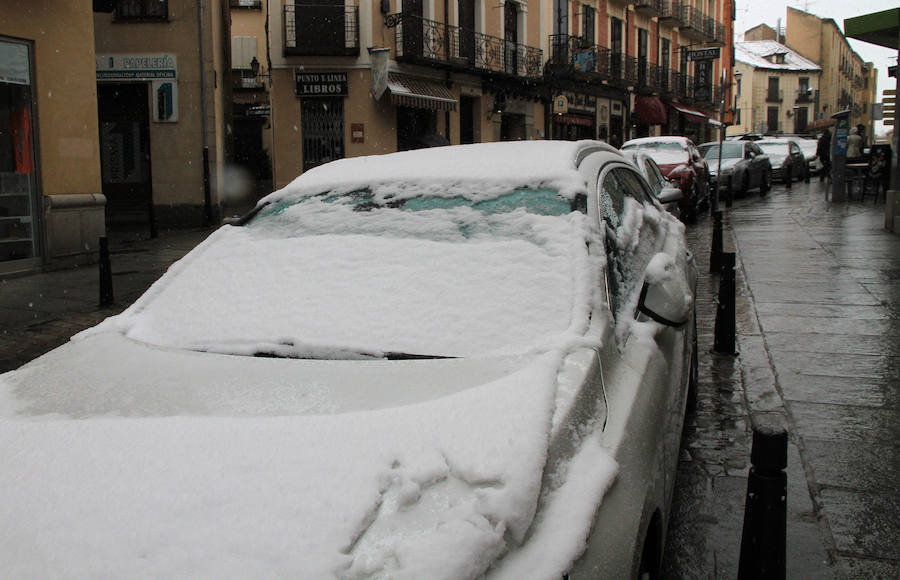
left=664, top=180, right=900, bottom=579
left=0, top=227, right=214, bottom=373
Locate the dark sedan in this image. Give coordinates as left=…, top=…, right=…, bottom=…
left=698, top=141, right=772, bottom=197
left=756, top=139, right=809, bottom=185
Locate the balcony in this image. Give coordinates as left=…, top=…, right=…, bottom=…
left=629, top=0, right=662, bottom=14
left=678, top=4, right=706, bottom=37
left=283, top=3, right=359, bottom=56
left=673, top=71, right=695, bottom=99
left=766, top=89, right=783, bottom=103
left=714, top=21, right=726, bottom=44
left=394, top=15, right=543, bottom=79
left=548, top=34, right=612, bottom=78
left=795, top=89, right=813, bottom=103
left=232, top=69, right=266, bottom=90
left=659, top=0, right=683, bottom=24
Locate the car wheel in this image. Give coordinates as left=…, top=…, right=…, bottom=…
left=740, top=173, right=749, bottom=197
left=637, top=517, right=662, bottom=580
left=785, top=166, right=792, bottom=188
left=760, top=169, right=771, bottom=195
left=804, top=164, right=811, bottom=183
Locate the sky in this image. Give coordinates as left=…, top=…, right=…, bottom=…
left=735, top=0, right=898, bottom=135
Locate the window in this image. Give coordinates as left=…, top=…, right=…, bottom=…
left=582, top=5, right=595, bottom=45
left=610, top=17, right=623, bottom=79
left=767, top=77, right=780, bottom=101
left=798, top=77, right=809, bottom=93
left=736, top=108, right=741, bottom=125
left=766, top=106, right=778, bottom=133
left=553, top=0, right=568, bottom=35
left=115, top=0, right=167, bottom=20
left=638, top=28, right=649, bottom=85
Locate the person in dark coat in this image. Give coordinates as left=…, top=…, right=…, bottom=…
left=817, top=129, right=831, bottom=182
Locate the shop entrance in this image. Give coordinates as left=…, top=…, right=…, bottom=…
left=98, top=83, right=153, bottom=229
left=302, top=98, right=344, bottom=171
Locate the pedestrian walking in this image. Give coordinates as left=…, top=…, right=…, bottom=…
left=817, top=129, right=831, bottom=182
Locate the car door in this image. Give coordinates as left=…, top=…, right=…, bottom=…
left=600, top=163, right=694, bottom=485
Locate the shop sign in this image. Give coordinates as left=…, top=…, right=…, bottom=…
left=561, top=92, right=597, bottom=114
left=686, top=48, right=720, bottom=62
left=152, top=80, right=178, bottom=123
left=96, top=54, right=177, bottom=80
left=553, top=95, right=569, bottom=114
left=0, top=40, right=30, bottom=85
left=296, top=72, right=348, bottom=97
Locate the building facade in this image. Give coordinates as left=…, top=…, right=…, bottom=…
left=1, top=0, right=105, bottom=275
left=784, top=7, right=877, bottom=140
left=728, top=40, right=821, bottom=137
left=93, top=0, right=233, bottom=232
left=255, top=0, right=734, bottom=189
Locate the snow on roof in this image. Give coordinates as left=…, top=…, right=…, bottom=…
left=735, top=41, right=821, bottom=72
left=263, top=141, right=602, bottom=205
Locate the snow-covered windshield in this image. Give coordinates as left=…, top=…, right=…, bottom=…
left=621, top=141, right=689, bottom=165
left=97, top=186, right=600, bottom=360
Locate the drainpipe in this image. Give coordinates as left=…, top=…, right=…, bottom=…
left=197, top=0, right=212, bottom=226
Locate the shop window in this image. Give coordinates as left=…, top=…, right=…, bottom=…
left=115, top=0, right=167, bottom=20
left=0, top=38, right=38, bottom=268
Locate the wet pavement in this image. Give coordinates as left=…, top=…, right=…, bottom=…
left=663, top=179, right=900, bottom=579
left=1, top=181, right=898, bottom=578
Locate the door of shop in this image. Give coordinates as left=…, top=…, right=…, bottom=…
left=302, top=98, right=344, bottom=171
left=98, top=83, right=153, bottom=228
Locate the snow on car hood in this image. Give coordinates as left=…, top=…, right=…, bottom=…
left=0, top=348, right=618, bottom=578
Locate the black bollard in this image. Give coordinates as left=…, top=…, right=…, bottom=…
left=98, top=236, right=114, bottom=306
left=709, top=210, right=723, bottom=273
left=738, top=415, right=788, bottom=580
left=713, top=251, right=737, bottom=354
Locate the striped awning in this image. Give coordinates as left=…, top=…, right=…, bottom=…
left=387, top=73, right=457, bottom=111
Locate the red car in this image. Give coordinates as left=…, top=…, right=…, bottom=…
left=621, top=136, right=710, bottom=222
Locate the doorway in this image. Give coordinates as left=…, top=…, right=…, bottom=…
left=98, top=83, right=153, bottom=229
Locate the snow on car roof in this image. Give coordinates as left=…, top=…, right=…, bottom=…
left=622, top=136, right=691, bottom=147
left=262, top=140, right=603, bottom=205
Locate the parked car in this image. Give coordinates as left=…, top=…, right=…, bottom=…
left=697, top=140, right=772, bottom=197
left=621, top=136, right=710, bottom=222
left=0, top=141, right=697, bottom=579
left=795, top=138, right=823, bottom=175
left=620, top=149, right=684, bottom=218
left=756, top=138, right=809, bottom=184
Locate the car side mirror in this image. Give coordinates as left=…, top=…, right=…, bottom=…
left=656, top=186, right=683, bottom=205
left=637, top=254, right=692, bottom=327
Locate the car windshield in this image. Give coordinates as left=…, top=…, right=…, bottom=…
left=622, top=141, right=688, bottom=165
left=113, top=186, right=593, bottom=360
left=757, top=142, right=789, bottom=156
left=699, top=142, right=743, bottom=159
left=796, top=140, right=817, bottom=155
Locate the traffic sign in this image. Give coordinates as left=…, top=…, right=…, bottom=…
left=686, top=48, right=721, bottom=61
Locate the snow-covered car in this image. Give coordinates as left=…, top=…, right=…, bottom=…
left=756, top=138, right=810, bottom=184
left=697, top=140, right=772, bottom=197
left=620, top=149, right=684, bottom=218
left=0, top=141, right=697, bottom=579
left=620, top=136, right=710, bottom=222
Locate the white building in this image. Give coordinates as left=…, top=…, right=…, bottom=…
left=729, top=40, right=822, bottom=137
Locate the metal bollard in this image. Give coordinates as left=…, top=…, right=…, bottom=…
left=709, top=210, right=723, bottom=273
left=738, top=416, right=788, bottom=580
left=98, top=236, right=114, bottom=306
left=713, top=251, right=737, bottom=355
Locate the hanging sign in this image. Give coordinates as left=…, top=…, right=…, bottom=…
left=686, top=48, right=721, bottom=61
left=96, top=54, right=177, bottom=80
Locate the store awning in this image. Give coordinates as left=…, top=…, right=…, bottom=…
left=668, top=102, right=708, bottom=124
left=634, top=96, right=667, bottom=125
left=387, top=73, right=457, bottom=111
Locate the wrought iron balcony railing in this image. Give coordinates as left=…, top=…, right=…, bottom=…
left=629, top=0, right=662, bottom=14
left=547, top=34, right=612, bottom=77
left=232, top=69, right=266, bottom=90
left=714, top=21, right=726, bottom=44
left=659, top=0, right=683, bottom=23
left=393, top=15, right=543, bottom=79
left=765, top=89, right=783, bottom=103
left=795, top=89, right=813, bottom=103
left=678, top=4, right=705, bottom=34
left=284, top=3, right=359, bottom=56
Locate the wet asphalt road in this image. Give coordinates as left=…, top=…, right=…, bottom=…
left=663, top=178, right=900, bottom=579
left=1, top=179, right=898, bottom=579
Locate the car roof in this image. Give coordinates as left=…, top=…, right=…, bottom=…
left=622, top=136, right=691, bottom=147
left=262, top=141, right=620, bottom=205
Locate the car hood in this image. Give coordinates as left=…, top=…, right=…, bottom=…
left=0, top=332, right=618, bottom=578
left=709, top=158, right=741, bottom=173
